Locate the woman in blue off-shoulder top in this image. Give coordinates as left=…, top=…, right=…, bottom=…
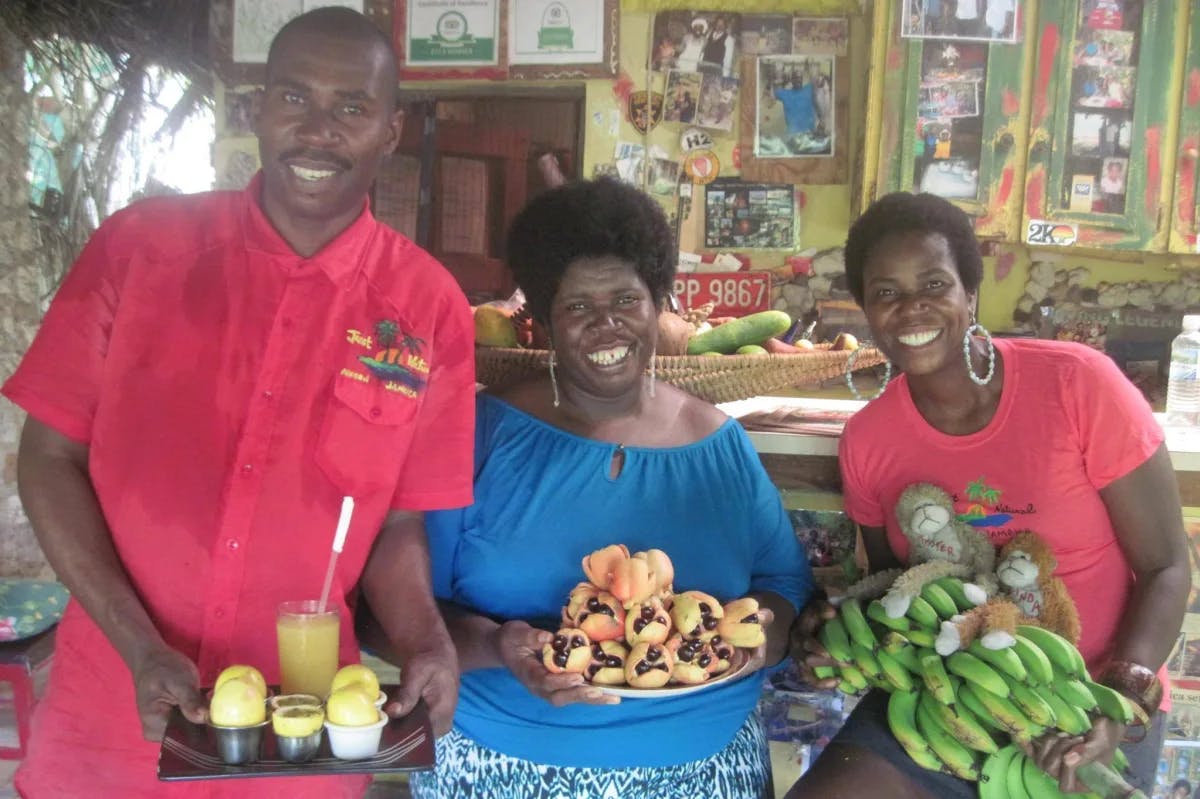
left=410, top=178, right=812, bottom=799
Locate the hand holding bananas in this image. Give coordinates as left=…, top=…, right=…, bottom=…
left=815, top=582, right=1147, bottom=799
left=788, top=598, right=839, bottom=690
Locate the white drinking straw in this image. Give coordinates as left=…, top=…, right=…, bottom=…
left=316, top=496, right=355, bottom=614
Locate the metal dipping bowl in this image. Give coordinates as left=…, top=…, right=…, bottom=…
left=275, top=729, right=323, bottom=763
left=209, top=719, right=269, bottom=765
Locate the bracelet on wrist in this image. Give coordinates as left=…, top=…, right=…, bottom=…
left=1097, top=660, right=1161, bottom=726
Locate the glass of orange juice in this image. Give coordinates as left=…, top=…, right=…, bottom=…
left=276, top=600, right=340, bottom=698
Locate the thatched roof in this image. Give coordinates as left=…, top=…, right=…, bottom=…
left=0, top=0, right=212, bottom=79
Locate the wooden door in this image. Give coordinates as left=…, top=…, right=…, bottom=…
left=395, top=118, right=529, bottom=302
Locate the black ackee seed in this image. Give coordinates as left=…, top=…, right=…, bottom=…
left=587, top=664, right=601, bottom=677
left=554, top=652, right=568, bottom=667
left=698, top=654, right=712, bottom=667
left=640, top=606, right=655, bottom=620
left=591, top=644, right=604, bottom=657
left=703, top=617, right=719, bottom=630
left=741, top=614, right=759, bottom=623
left=634, top=619, right=648, bottom=633
left=553, top=635, right=567, bottom=648
left=570, top=636, right=585, bottom=648
left=645, top=647, right=661, bottom=662
left=606, top=656, right=622, bottom=667
left=635, top=661, right=652, bottom=675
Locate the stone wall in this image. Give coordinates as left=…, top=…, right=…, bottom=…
left=0, top=19, right=53, bottom=578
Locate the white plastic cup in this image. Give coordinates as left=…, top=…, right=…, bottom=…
left=324, top=710, right=388, bottom=760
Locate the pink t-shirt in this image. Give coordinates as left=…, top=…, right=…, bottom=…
left=840, top=338, right=1163, bottom=676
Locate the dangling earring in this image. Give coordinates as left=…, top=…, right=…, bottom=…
left=648, top=350, right=657, bottom=398
left=548, top=348, right=561, bottom=408
left=845, top=347, right=892, bottom=401
left=962, top=319, right=996, bottom=386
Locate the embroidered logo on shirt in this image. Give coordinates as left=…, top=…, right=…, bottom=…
left=951, top=476, right=1038, bottom=545
left=340, top=319, right=429, bottom=398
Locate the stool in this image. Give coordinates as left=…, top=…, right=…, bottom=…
left=0, top=625, right=56, bottom=759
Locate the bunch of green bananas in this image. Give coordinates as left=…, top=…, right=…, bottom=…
left=814, top=579, right=1145, bottom=799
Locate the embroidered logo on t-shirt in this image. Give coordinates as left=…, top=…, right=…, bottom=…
left=953, top=476, right=1037, bottom=545
left=339, top=319, right=429, bottom=398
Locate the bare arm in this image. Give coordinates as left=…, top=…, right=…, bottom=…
left=1035, top=444, right=1189, bottom=792
left=1101, top=443, right=1190, bottom=670
left=16, top=416, right=206, bottom=737
left=360, top=510, right=459, bottom=734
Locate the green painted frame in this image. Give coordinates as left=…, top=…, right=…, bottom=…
left=1025, top=0, right=1178, bottom=252
left=875, top=0, right=1027, bottom=240
left=1169, top=6, right=1200, bottom=254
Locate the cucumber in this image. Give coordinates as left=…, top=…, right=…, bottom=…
left=735, top=344, right=768, bottom=355
left=686, top=310, right=792, bottom=355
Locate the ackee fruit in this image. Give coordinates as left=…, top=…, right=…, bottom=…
left=542, top=627, right=592, bottom=674
left=214, top=664, right=268, bottom=698
left=330, top=664, right=380, bottom=701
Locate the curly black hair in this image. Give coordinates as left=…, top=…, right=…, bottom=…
left=505, top=178, right=676, bottom=324
left=843, top=192, right=982, bottom=305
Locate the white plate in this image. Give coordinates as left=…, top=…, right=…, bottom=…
left=597, top=652, right=754, bottom=699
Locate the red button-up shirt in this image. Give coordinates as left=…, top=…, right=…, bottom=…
left=3, top=175, right=474, bottom=797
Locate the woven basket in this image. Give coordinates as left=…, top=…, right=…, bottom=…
left=476, top=344, right=887, bottom=404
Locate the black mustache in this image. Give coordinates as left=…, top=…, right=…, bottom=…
left=280, top=149, right=351, bottom=171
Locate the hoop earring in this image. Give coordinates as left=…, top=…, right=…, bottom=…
left=648, top=350, right=657, bottom=398
left=845, top=348, right=892, bottom=401
left=548, top=349, right=561, bottom=408
left=963, top=322, right=996, bottom=386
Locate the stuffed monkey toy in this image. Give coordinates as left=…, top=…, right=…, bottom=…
left=934, top=530, right=1081, bottom=655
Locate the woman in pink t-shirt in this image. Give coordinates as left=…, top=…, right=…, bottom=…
left=786, top=192, right=1190, bottom=799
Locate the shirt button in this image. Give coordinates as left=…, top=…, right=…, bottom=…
left=242, top=463, right=253, bottom=474
left=370, top=407, right=382, bottom=418
left=214, top=607, right=226, bottom=619
left=262, top=390, right=273, bottom=399
left=227, top=538, right=240, bottom=551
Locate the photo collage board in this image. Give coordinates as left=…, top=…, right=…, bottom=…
left=900, top=2, right=1022, bottom=203
left=1061, top=1, right=1138, bottom=216
left=651, top=11, right=846, bottom=153
left=912, top=40, right=989, bottom=201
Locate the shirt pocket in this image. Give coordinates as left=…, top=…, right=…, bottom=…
left=314, top=377, right=419, bottom=497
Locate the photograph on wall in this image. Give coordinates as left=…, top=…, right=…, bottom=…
left=901, top=0, right=1020, bottom=44
left=232, top=0, right=364, bottom=62
left=1073, top=28, right=1134, bottom=67
left=1074, top=65, right=1136, bottom=109
left=651, top=10, right=741, bottom=77
left=739, top=15, right=793, bottom=56
left=1099, top=157, right=1128, bottom=213
left=696, top=74, right=739, bottom=131
left=664, top=70, right=703, bottom=124
left=704, top=179, right=795, bottom=249
left=791, top=17, right=848, bottom=57
left=917, top=157, right=979, bottom=199
left=508, top=0, right=607, bottom=66
left=646, top=154, right=681, bottom=196
left=918, top=81, right=980, bottom=118
left=406, top=0, right=500, bottom=67
left=922, top=41, right=986, bottom=83
left=754, top=55, right=834, bottom=158
left=614, top=141, right=646, bottom=185
left=1070, top=112, right=1131, bottom=157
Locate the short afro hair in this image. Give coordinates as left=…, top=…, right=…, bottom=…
left=506, top=178, right=676, bottom=324
left=843, top=192, right=982, bottom=305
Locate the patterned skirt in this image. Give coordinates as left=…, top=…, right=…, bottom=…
left=409, top=712, right=771, bottom=799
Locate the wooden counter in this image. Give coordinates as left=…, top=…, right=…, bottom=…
left=719, top=397, right=1200, bottom=506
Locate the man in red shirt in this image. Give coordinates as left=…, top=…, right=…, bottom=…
left=2, top=8, right=473, bottom=797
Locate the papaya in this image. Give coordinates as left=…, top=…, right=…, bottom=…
left=474, top=305, right=520, bottom=347
left=686, top=310, right=793, bottom=355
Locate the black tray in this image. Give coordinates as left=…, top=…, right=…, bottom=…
left=158, top=686, right=434, bottom=781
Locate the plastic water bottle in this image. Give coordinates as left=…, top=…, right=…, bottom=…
left=1166, top=315, right=1200, bottom=426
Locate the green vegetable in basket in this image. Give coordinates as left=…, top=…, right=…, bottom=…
left=686, top=310, right=792, bottom=355
left=735, top=345, right=768, bottom=355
